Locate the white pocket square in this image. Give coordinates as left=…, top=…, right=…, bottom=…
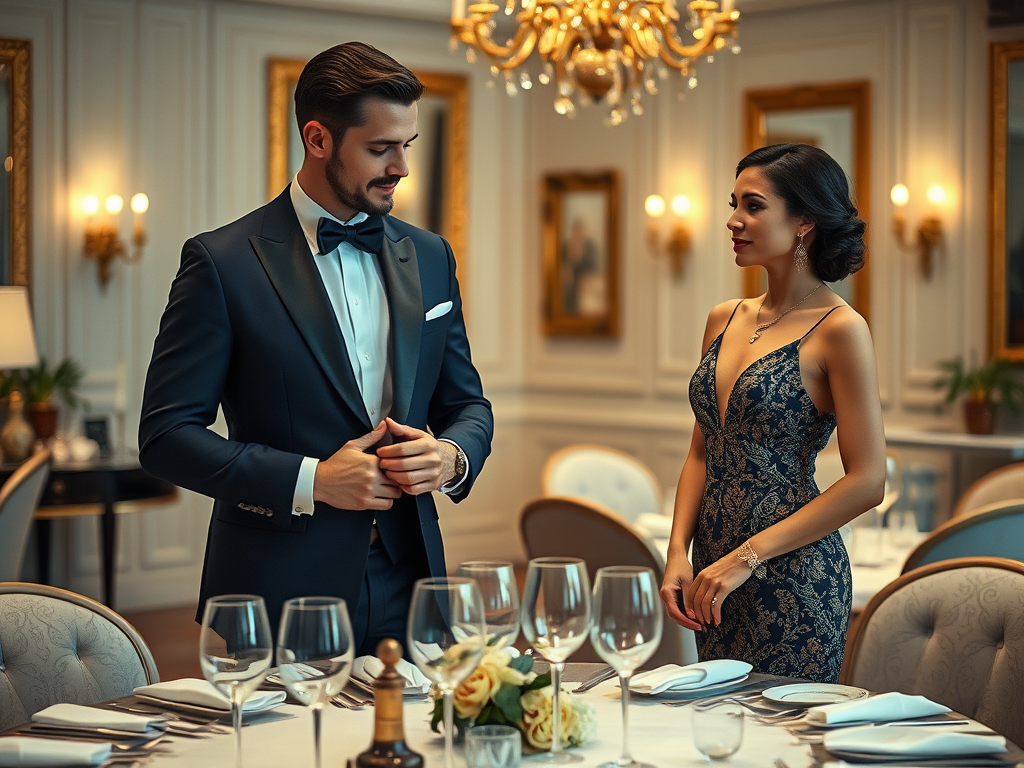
left=425, top=301, right=453, bottom=321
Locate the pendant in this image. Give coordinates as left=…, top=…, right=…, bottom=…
left=749, top=331, right=761, bottom=343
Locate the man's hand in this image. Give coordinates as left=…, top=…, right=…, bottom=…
left=313, top=422, right=402, bottom=510
left=376, top=417, right=457, bottom=495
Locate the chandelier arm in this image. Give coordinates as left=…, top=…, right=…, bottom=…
left=657, top=46, right=691, bottom=72
left=464, top=20, right=540, bottom=68
left=651, top=13, right=717, bottom=59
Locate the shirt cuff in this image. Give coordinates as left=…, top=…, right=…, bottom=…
left=437, top=438, right=469, bottom=495
left=292, top=456, right=319, bottom=515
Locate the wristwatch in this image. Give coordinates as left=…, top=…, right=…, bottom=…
left=439, top=441, right=468, bottom=494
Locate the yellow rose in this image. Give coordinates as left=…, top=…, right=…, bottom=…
left=519, top=686, right=576, bottom=751
left=452, top=664, right=498, bottom=720
left=479, top=650, right=536, bottom=688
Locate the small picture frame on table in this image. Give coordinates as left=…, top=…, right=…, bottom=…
left=83, top=416, right=112, bottom=456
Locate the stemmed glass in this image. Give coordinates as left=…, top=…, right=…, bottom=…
left=407, top=577, right=486, bottom=768
left=520, top=557, right=592, bottom=764
left=590, top=566, right=663, bottom=768
left=199, top=595, right=274, bottom=768
left=277, top=597, right=355, bottom=768
left=456, top=561, right=520, bottom=650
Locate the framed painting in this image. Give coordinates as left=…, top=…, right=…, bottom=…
left=542, top=171, right=620, bottom=338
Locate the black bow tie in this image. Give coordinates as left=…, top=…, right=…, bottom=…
left=316, top=216, right=385, bottom=255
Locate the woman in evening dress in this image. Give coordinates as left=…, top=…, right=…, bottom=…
left=659, top=143, right=886, bottom=683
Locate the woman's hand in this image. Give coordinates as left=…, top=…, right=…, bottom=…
left=685, top=554, right=753, bottom=628
left=660, top=555, right=703, bottom=631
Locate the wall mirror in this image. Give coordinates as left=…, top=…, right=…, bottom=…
left=990, top=41, right=1024, bottom=361
left=267, top=59, right=468, bottom=278
left=0, top=38, right=30, bottom=289
left=744, top=80, right=872, bottom=323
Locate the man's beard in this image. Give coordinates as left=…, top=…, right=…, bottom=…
left=326, top=152, right=399, bottom=218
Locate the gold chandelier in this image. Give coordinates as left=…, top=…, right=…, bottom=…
left=450, top=0, right=740, bottom=123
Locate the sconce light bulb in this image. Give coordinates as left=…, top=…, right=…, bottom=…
left=926, top=184, right=946, bottom=205
left=82, top=195, right=100, bottom=216
left=671, top=195, right=690, bottom=217
left=105, top=194, right=124, bottom=214
left=131, top=193, right=149, bottom=214
left=645, top=194, right=666, bottom=218
left=890, top=184, right=909, bottom=207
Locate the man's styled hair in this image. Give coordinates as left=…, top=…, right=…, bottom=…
left=294, top=42, right=424, bottom=147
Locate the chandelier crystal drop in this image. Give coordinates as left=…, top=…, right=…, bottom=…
left=450, top=0, right=740, bottom=123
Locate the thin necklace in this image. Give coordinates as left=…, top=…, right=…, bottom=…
left=749, top=283, right=826, bottom=344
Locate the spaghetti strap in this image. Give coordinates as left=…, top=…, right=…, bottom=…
left=721, top=299, right=745, bottom=335
left=801, top=305, right=843, bottom=340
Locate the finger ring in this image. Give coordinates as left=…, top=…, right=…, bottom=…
left=711, top=596, right=718, bottom=605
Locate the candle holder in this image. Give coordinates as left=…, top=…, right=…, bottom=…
left=82, top=193, right=149, bottom=289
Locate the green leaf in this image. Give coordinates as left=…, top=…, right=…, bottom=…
left=431, top=699, right=444, bottom=733
left=523, top=673, right=551, bottom=692
left=508, top=654, right=533, bottom=674
left=494, top=684, right=524, bottom=723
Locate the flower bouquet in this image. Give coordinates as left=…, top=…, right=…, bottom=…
left=429, top=648, right=596, bottom=751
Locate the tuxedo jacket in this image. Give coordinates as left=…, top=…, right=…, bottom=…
left=139, top=187, right=493, bottom=627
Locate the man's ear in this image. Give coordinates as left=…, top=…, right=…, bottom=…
left=301, top=120, right=332, bottom=160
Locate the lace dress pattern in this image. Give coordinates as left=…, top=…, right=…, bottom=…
left=688, top=306, right=851, bottom=683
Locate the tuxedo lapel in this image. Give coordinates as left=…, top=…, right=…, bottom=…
left=250, top=225, right=373, bottom=431
left=378, top=222, right=422, bottom=425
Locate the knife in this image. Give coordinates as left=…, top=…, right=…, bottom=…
left=572, top=667, right=617, bottom=693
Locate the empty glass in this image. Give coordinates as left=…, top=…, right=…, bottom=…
left=691, top=703, right=744, bottom=761
left=456, top=560, right=520, bottom=650
left=466, top=724, right=522, bottom=768
left=591, top=566, right=663, bottom=768
left=199, top=595, right=274, bottom=768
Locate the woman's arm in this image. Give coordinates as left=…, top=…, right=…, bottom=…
left=686, top=308, right=886, bottom=627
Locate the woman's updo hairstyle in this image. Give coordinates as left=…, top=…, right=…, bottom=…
left=736, top=143, right=866, bottom=282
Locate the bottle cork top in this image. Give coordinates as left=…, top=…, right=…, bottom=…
left=374, top=639, right=406, bottom=691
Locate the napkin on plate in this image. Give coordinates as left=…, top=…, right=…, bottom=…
left=628, top=660, right=752, bottom=695
left=823, top=724, right=1006, bottom=758
left=808, top=691, right=950, bottom=725
left=31, top=703, right=163, bottom=733
left=352, top=656, right=431, bottom=695
left=134, top=678, right=286, bottom=711
left=0, top=737, right=111, bottom=767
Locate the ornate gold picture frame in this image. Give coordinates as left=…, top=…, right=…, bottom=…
left=542, top=171, right=620, bottom=338
left=0, top=38, right=31, bottom=289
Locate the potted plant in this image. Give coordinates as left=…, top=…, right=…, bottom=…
left=14, top=357, right=86, bottom=441
left=934, top=355, right=1024, bottom=434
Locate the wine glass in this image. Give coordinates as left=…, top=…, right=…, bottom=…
left=456, top=560, right=520, bottom=650
left=199, top=595, right=274, bottom=768
left=520, top=557, right=592, bottom=764
left=277, top=597, right=355, bottom=768
left=590, top=566, right=663, bottom=768
left=407, top=577, right=486, bottom=768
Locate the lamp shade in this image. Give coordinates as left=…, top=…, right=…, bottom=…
left=0, top=287, right=39, bottom=370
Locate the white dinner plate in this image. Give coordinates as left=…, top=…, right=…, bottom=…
left=762, top=683, right=868, bottom=706
left=632, top=674, right=750, bottom=699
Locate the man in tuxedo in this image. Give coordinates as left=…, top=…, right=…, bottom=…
left=139, top=42, right=493, bottom=653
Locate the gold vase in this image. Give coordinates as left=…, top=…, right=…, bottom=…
left=0, top=391, right=36, bottom=462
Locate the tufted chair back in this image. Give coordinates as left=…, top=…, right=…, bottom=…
left=519, top=496, right=698, bottom=668
left=0, top=450, right=52, bottom=581
left=952, top=462, right=1024, bottom=518
left=0, top=583, right=159, bottom=731
left=840, top=557, right=1024, bottom=748
left=542, top=445, right=662, bottom=523
left=901, top=500, right=1024, bottom=573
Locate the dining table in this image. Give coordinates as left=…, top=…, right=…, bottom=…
left=8, top=664, right=1020, bottom=768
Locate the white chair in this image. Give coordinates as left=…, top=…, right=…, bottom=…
left=519, top=496, right=698, bottom=669
left=952, top=462, right=1024, bottom=518
left=0, top=449, right=52, bottom=581
left=0, top=582, right=159, bottom=730
left=542, top=444, right=662, bottom=524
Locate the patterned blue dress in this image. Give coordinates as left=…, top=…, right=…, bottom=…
left=689, top=301, right=851, bottom=683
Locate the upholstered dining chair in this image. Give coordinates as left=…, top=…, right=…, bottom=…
left=0, top=449, right=52, bottom=581
left=952, top=462, right=1024, bottom=518
left=840, top=557, right=1024, bottom=748
left=0, top=582, right=159, bottom=730
left=901, top=500, right=1024, bottom=573
left=519, top=496, right=698, bottom=668
left=542, top=444, right=662, bottom=524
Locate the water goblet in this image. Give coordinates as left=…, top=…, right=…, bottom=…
left=591, top=566, right=663, bottom=768
left=465, top=724, right=522, bottom=768
left=456, top=560, right=520, bottom=650
left=199, top=594, right=274, bottom=768
left=520, top=557, right=592, bottom=764
left=277, top=597, right=355, bottom=768
left=691, top=703, right=744, bottom=761
left=407, top=577, right=486, bottom=768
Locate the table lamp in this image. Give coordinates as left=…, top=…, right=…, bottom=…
left=0, top=286, right=40, bottom=462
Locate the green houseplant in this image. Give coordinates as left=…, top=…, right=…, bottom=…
left=934, top=356, right=1024, bottom=434
left=14, top=356, right=86, bottom=441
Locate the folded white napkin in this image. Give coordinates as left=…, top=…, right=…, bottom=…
left=824, top=724, right=1006, bottom=757
left=628, top=660, right=752, bottom=694
left=0, top=737, right=111, bottom=767
left=635, top=513, right=673, bottom=539
left=352, top=656, right=431, bottom=695
left=31, top=703, right=162, bottom=733
left=808, top=691, right=950, bottom=725
left=134, top=678, right=286, bottom=711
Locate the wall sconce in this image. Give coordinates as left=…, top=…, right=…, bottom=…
left=82, top=192, right=149, bottom=288
left=645, top=193, right=691, bottom=275
left=890, top=182, right=944, bottom=278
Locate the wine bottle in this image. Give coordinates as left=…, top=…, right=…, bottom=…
left=355, top=639, right=425, bottom=768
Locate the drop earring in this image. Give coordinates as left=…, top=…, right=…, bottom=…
left=794, top=232, right=808, bottom=272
